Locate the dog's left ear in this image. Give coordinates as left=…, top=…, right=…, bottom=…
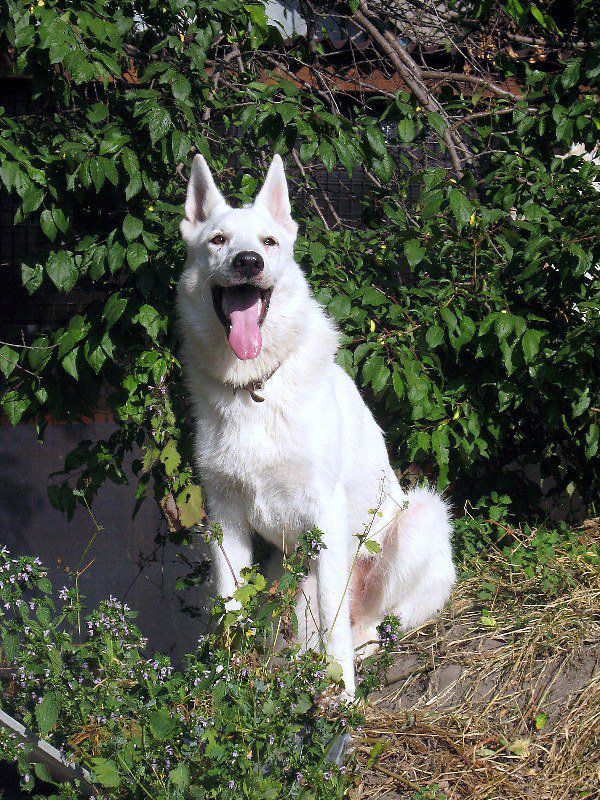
left=254, top=154, right=298, bottom=237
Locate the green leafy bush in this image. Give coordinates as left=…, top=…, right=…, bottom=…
left=0, top=0, right=598, bottom=527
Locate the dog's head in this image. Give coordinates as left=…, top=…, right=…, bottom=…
left=179, top=154, right=302, bottom=363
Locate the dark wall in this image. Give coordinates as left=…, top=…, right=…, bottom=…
left=0, top=422, right=212, bottom=659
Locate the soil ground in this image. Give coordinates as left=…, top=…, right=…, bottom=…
left=351, top=520, right=599, bottom=800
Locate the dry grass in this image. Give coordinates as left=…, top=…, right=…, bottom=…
left=351, top=521, right=600, bottom=800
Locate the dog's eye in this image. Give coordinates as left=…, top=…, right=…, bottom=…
left=263, top=237, right=278, bottom=247
left=210, top=234, right=226, bottom=246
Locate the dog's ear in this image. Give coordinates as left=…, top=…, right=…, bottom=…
left=181, top=155, right=225, bottom=238
left=254, top=154, right=298, bottom=237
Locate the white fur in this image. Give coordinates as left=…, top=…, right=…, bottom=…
left=177, top=154, right=456, bottom=695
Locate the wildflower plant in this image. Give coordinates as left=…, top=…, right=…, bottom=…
left=0, top=535, right=387, bottom=799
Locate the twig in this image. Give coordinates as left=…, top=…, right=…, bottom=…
left=447, top=105, right=523, bottom=132
left=420, top=70, right=523, bottom=101
left=291, top=148, right=331, bottom=229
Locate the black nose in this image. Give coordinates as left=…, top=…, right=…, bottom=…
left=232, top=250, right=264, bottom=279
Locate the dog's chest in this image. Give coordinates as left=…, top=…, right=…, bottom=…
left=196, top=400, right=318, bottom=545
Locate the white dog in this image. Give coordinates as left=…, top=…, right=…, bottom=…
left=177, top=154, right=455, bottom=696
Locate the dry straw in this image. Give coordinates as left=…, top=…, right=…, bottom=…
left=351, top=519, right=599, bottom=799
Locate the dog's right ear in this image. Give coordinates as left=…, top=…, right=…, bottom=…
left=180, top=155, right=225, bottom=240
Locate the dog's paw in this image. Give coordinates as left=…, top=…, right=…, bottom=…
left=353, top=625, right=380, bottom=660
left=355, top=640, right=380, bottom=660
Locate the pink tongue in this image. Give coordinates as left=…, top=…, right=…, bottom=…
left=223, top=286, right=262, bottom=360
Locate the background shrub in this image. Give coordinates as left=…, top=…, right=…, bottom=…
left=0, top=0, right=598, bottom=528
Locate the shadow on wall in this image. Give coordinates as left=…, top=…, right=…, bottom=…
left=0, top=422, right=213, bottom=661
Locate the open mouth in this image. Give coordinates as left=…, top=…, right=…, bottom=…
left=212, top=284, right=272, bottom=360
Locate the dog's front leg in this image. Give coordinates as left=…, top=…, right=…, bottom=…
left=315, top=484, right=355, bottom=697
left=207, top=496, right=252, bottom=606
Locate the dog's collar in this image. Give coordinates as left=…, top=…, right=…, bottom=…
left=225, top=363, right=280, bottom=403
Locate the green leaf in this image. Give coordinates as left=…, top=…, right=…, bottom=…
left=449, top=189, right=474, bottom=229
left=62, top=348, right=79, bottom=380
left=88, top=157, right=107, bottom=192
left=494, top=314, right=514, bottom=341
left=392, top=369, right=404, bottom=399
left=327, top=296, right=351, bottom=321
left=40, top=209, right=58, bottom=241
left=127, top=242, right=148, bottom=270
left=172, top=130, right=191, bottom=162
left=149, top=708, right=177, bottom=740
left=160, top=440, right=181, bottom=476
left=573, top=390, right=590, bottom=418
left=431, top=427, right=449, bottom=466
left=91, top=758, right=121, bottom=788
left=363, top=355, right=389, bottom=394
left=440, top=306, right=458, bottom=334
left=172, top=74, right=191, bottom=101
left=299, top=139, right=319, bottom=162
left=170, top=764, right=190, bottom=789
left=142, top=445, right=159, bottom=472
left=325, top=659, right=343, bottom=683
left=85, top=339, right=107, bottom=374
left=522, top=329, right=544, bottom=363
left=134, top=303, right=163, bottom=340
left=0, top=345, right=19, bottom=378
left=87, top=103, right=108, bottom=123
left=147, top=107, right=172, bottom=144
left=404, top=238, right=425, bottom=267
left=52, top=207, right=69, bottom=233
left=366, top=127, right=387, bottom=156
left=35, top=692, right=60, bottom=737
left=103, top=293, right=127, bottom=328
left=309, top=241, right=327, bottom=266
left=480, top=612, right=497, bottom=628
left=46, top=251, right=78, bottom=292
left=121, top=148, right=142, bottom=199
left=426, top=325, right=444, bottom=348
left=427, top=111, right=446, bottom=137
left=108, top=241, right=126, bottom=273
left=123, top=214, right=143, bottom=242
left=334, top=135, right=355, bottom=173
left=561, top=58, right=581, bottom=89
left=362, top=287, right=387, bottom=305
left=523, top=204, right=543, bottom=222
left=34, top=763, right=53, bottom=783
left=21, top=186, right=44, bottom=216
left=22, top=263, right=44, bottom=294
left=397, top=118, right=415, bottom=143
left=1, top=632, right=19, bottom=662
left=534, top=712, right=548, bottom=731
left=585, top=424, right=598, bottom=459
left=1, top=390, right=30, bottom=425
left=176, top=485, right=205, bottom=528
left=57, top=316, right=87, bottom=358
left=318, top=139, right=336, bottom=172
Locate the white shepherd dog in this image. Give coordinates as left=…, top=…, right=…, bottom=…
left=178, top=153, right=456, bottom=696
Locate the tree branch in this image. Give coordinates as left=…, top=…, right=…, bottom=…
left=354, top=2, right=465, bottom=177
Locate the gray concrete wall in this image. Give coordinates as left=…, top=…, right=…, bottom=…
left=0, top=422, right=212, bottom=660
